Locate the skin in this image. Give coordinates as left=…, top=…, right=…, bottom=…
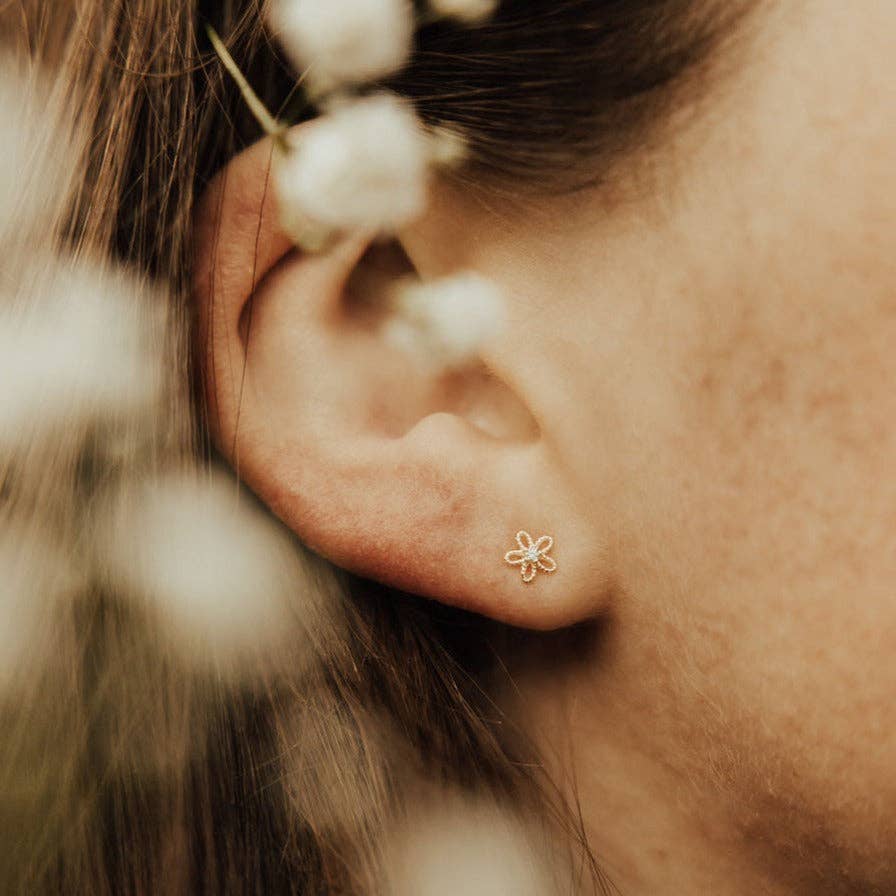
left=195, top=1, right=895, bottom=892
left=484, top=3, right=896, bottom=891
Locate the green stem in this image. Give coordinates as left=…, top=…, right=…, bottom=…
left=206, top=24, right=284, bottom=141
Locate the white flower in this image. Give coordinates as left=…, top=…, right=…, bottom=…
left=276, top=93, right=428, bottom=237
left=0, top=258, right=163, bottom=450
left=429, top=0, right=499, bottom=24
left=101, top=471, right=314, bottom=671
left=504, top=531, right=556, bottom=583
left=385, top=272, right=505, bottom=368
left=427, top=125, right=469, bottom=169
left=383, top=796, right=551, bottom=896
left=269, top=0, right=414, bottom=92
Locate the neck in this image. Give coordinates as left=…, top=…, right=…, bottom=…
left=506, top=618, right=839, bottom=896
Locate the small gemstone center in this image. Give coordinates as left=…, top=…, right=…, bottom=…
left=525, top=548, right=540, bottom=563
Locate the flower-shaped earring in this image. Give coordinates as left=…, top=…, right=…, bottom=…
left=504, top=531, right=557, bottom=583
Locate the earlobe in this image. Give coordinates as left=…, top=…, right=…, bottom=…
left=193, top=138, right=607, bottom=631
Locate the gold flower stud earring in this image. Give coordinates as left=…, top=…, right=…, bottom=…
left=504, top=531, right=557, bottom=583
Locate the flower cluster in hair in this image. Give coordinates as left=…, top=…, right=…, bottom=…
left=208, top=0, right=503, bottom=369
left=0, top=60, right=324, bottom=684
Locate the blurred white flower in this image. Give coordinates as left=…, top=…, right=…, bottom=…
left=102, top=471, right=312, bottom=669
left=0, top=259, right=163, bottom=449
left=385, top=272, right=505, bottom=368
left=270, top=0, right=414, bottom=93
left=427, top=125, right=469, bottom=169
left=429, top=0, right=499, bottom=23
left=383, top=796, right=551, bottom=896
left=276, top=93, right=428, bottom=238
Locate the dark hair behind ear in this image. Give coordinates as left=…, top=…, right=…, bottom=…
left=391, top=0, right=755, bottom=189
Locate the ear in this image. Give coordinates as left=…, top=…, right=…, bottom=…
left=193, top=137, right=603, bottom=630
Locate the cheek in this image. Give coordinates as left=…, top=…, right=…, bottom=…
left=647, top=0, right=896, bottom=616
left=689, top=294, right=896, bottom=841
left=600, top=261, right=896, bottom=882
left=616, top=222, right=896, bottom=874
left=609, top=2, right=896, bottom=860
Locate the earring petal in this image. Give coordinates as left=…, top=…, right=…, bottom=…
left=505, top=531, right=557, bottom=583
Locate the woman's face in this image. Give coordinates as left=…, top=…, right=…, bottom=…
left=407, top=0, right=895, bottom=883
left=195, top=0, right=892, bottom=885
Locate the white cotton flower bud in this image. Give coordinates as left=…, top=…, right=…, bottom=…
left=275, top=93, right=429, bottom=238
left=383, top=797, right=552, bottom=896
left=428, top=0, right=499, bottom=24
left=101, top=471, right=311, bottom=671
left=0, top=259, right=163, bottom=450
left=270, top=0, right=414, bottom=93
left=385, top=272, right=505, bottom=368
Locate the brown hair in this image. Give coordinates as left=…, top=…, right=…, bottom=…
left=0, top=1, right=753, bottom=893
